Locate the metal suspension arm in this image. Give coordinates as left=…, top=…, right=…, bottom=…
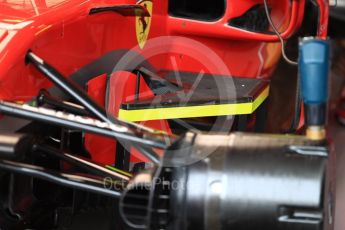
left=0, top=159, right=121, bottom=199
left=0, top=101, right=168, bottom=149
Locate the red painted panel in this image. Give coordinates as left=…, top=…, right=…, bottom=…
left=0, top=0, right=313, bottom=164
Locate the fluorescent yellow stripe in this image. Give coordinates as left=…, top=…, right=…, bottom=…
left=105, top=165, right=133, bottom=177
left=119, top=86, right=269, bottom=122
left=253, top=86, right=270, bottom=111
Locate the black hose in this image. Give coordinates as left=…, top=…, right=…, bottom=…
left=287, top=75, right=302, bottom=133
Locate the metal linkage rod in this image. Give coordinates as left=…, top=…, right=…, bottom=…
left=0, top=159, right=121, bottom=198
left=0, top=101, right=167, bottom=149
left=25, top=52, right=175, bottom=163
left=37, top=89, right=91, bottom=117
left=26, top=52, right=165, bottom=135
left=33, top=144, right=132, bottom=181
left=135, top=145, right=161, bottom=164
left=26, top=52, right=110, bottom=124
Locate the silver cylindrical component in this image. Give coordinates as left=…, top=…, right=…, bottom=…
left=120, top=133, right=335, bottom=230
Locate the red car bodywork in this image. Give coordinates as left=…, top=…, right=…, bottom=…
left=0, top=0, right=307, bottom=164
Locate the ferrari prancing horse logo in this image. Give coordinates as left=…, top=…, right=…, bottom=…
left=136, top=0, right=153, bottom=49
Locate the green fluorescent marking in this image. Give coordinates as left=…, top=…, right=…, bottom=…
left=105, top=165, right=133, bottom=177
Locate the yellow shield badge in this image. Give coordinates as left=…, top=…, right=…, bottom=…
left=136, top=0, right=153, bottom=49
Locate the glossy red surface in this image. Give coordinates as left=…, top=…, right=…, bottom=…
left=0, top=0, right=310, bottom=164
left=0, top=0, right=306, bottom=101
left=85, top=71, right=171, bottom=164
